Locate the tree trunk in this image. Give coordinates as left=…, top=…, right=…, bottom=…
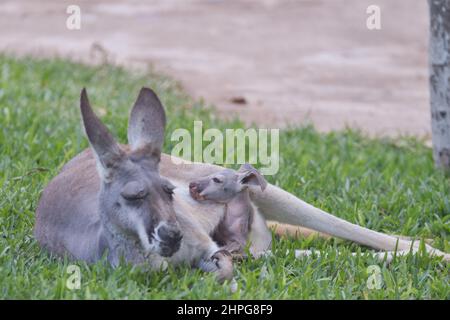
left=429, top=0, right=450, bottom=169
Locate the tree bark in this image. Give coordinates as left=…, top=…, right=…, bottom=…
left=429, top=0, right=450, bottom=169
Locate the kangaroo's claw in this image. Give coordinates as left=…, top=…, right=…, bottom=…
left=198, top=249, right=233, bottom=283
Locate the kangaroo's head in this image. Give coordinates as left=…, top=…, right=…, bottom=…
left=189, top=164, right=267, bottom=203
left=80, top=88, right=182, bottom=257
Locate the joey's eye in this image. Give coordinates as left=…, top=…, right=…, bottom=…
left=213, top=177, right=222, bottom=183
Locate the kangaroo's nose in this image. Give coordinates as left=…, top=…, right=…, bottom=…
left=157, top=224, right=183, bottom=257
left=189, top=182, right=197, bottom=190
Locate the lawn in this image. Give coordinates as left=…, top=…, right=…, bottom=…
left=0, top=54, right=448, bottom=299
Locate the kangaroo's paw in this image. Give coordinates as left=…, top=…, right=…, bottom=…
left=221, top=242, right=248, bottom=261
left=198, top=249, right=233, bottom=283
left=231, top=252, right=248, bottom=261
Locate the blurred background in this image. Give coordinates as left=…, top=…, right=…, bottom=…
left=0, top=0, right=431, bottom=138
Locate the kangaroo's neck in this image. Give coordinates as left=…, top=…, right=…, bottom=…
left=226, top=190, right=253, bottom=218
left=100, top=214, right=147, bottom=266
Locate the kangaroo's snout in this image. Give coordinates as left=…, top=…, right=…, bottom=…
left=189, top=181, right=206, bottom=201
left=189, top=182, right=200, bottom=192
left=152, top=223, right=183, bottom=257
left=189, top=182, right=196, bottom=190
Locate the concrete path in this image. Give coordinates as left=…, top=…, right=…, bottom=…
left=0, top=0, right=432, bottom=138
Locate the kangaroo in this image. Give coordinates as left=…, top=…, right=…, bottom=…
left=189, top=164, right=271, bottom=258
left=36, top=87, right=449, bottom=280
left=35, top=88, right=233, bottom=282
left=188, top=165, right=438, bottom=263
left=161, top=158, right=449, bottom=262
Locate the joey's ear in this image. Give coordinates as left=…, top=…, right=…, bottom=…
left=127, top=87, right=166, bottom=160
left=80, top=88, right=124, bottom=180
left=237, top=164, right=267, bottom=191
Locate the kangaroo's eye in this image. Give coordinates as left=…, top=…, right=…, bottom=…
left=163, top=183, right=175, bottom=198
left=121, top=181, right=148, bottom=201
left=213, top=177, right=222, bottom=183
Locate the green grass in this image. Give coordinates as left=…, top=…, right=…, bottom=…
left=0, top=54, right=449, bottom=299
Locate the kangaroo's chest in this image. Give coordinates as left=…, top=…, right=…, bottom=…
left=170, top=178, right=226, bottom=234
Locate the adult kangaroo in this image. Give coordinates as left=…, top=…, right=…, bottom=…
left=35, top=88, right=449, bottom=279
left=35, top=88, right=233, bottom=281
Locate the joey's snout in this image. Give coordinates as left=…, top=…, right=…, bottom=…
left=152, top=223, right=183, bottom=257
left=189, top=181, right=206, bottom=201
left=189, top=181, right=200, bottom=193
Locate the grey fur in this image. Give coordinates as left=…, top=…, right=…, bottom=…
left=35, top=88, right=233, bottom=281
left=189, top=164, right=270, bottom=256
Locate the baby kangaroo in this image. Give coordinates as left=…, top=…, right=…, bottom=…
left=189, top=164, right=272, bottom=258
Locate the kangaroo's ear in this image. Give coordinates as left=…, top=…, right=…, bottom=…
left=127, top=87, right=166, bottom=160
left=237, top=163, right=267, bottom=191
left=80, top=88, right=124, bottom=181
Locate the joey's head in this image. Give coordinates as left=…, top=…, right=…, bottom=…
left=189, top=164, right=267, bottom=203
left=80, top=88, right=182, bottom=258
